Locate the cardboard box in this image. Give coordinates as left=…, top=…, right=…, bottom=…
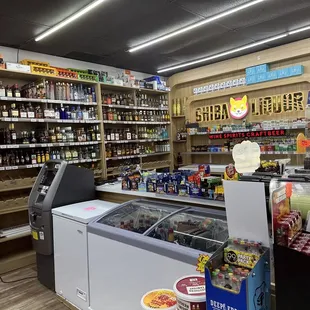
left=266, top=71, right=278, bottom=81
left=256, top=73, right=267, bottom=83
left=277, top=68, right=290, bottom=79
left=289, top=65, right=304, bottom=76
left=246, top=75, right=257, bottom=85
left=255, top=64, right=270, bottom=74
left=6, top=62, right=31, bottom=73
left=245, top=66, right=256, bottom=76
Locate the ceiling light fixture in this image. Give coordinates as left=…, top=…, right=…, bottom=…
left=157, top=24, right=310, bottom=73
left=157, top=34, right=288, bottom=73
left=128, top=0, right=267, bottom=53
left=35, top=0, right=107, bottom=42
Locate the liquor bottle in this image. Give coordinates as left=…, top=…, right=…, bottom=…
left=41, top=150, right=46, bottom=163
left=65, top=147, right=71, bottom=160
left=31, top=150, right=37, bottom=164
left=65, top=106, right=71, bottom=119
left=82, top=107, right=89, bottom=120
left=35, top=105, right=43, bottom=118
left=36, top=150, right=41, bottom=164
left=54, top=105, right=60, bottom=119
left=20, top=152, right=25, bottom=165
left=60, top=147, right=65, bottom=160
left=44, top=105, right=50, bottom=118
left=10, top=123, right=17, bottom=144
left=15, top=151, right=20, bottom=165
left=0, top=81, right=5, bottom=97
left=27, top=103, right=35, bottom=118
left=76, top=105, right=83, bottom=120
left=12, top=84, right=20, bottom=97
left=20, top=104, right=27, bottom=118
left=60, top=104, right=66, bottom=119
left=9, top=103, right=19, bottom=118
left=1, top=105, right=8, bottom=117
left=71, top=107, right=76, bottom=120
left=6, top=86, right=12, bottom=97
left=25, top=152, right=30, bottom=164
left=45, top=150, right=50, bottom=161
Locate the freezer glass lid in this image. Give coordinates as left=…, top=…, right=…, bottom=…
left=96, top=199, right=180, bottom=235
left=147, top=209, right=228, bottom=254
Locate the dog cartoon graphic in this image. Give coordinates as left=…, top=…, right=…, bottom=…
left=229, top=95, right=249, bottom=119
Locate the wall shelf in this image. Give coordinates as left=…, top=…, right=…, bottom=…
left=0, top=117, right=101, bottom=123
left=100, top=82, right=168, bottom=94
left=106, top=152, right=170, bottom=161
left=103, top=120, right=170, bottom=125
left=1, top=141, right=100, bottom=149
left=102, top=104, right=168, bottom=111
left=0, top=96, right=97, bottom=106
left=105, top=139, right=169, bottom=144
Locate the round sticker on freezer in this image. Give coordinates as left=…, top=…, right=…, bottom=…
left=141, top=289, right=177, bottom=310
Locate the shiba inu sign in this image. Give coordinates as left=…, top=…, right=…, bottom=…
left=195, top=91, right=305, bottom=122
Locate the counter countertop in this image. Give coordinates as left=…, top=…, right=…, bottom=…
left=96, top=183, right=225, bottom=209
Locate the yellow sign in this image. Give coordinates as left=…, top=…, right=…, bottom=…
left=196, top=254, right=210, bottom=273
left=142, top=290, right=176, bottom=309
left=195, top=91, right=304, bottom=122
left=32, top=231, right=38, bottom=240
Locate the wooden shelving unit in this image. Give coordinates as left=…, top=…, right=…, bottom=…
left=0, top=67, right=171, bottom=273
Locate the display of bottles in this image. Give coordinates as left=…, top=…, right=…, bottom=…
left=102, top=108, right=169, bottom=122
left=105, top=142, right=169, bottom=158
left=0, top=102, right=98, bottom=121
left=135, top=91, right=168, bottom=108
left=20, top=80, right=97, bottom=103
left=102, top=93, right=134, bottom=106
left=0, top=125, right=101, bottom=145
left=176, top=128, right=187, bottom=141
left=104, top=127, right=168, bottom=141
left=0, top=145, right=99, bottom=167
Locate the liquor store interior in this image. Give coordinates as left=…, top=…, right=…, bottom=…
left=1, top=1, right=310, bottom=310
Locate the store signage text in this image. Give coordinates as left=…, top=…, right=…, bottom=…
left=209, top=129, right=287, bottom=140
left=195, top=91, right=304, bottom=122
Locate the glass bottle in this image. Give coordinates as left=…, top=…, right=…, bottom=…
left=54, top=105, right=60, bottom=119
left=10, top=103, right=19, bottom=118
left=1, top=105, right=8, bottom=117
left=27, top=103, right=35, bottom=118
left=12, top=84, right=20, bottom=97
left=0, top=81, right=5, bottom=97
left=10, top=123, right=17, bottom=144
left=60, top=147, right=65, bottom=160
left=35, top=105, right=43, bottom=118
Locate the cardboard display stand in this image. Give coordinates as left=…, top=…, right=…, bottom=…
left=205, top=181, right=271, bottom=310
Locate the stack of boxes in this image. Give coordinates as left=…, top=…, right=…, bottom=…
left=246, top=63, right=304, bottom=85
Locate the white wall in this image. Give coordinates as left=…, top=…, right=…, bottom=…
left=0, top=45, right=162, bottom=81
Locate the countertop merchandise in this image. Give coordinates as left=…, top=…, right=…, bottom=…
left=87, top=198, right=228, bottom=310
left=96, top=182, right=226, bottom=209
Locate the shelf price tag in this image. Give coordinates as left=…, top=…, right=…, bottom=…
left=38, top=119, right=44, bottom=122
left=267, top=151, right=273, bottom=154
left=41, top=144, right=47, bottom=147
left=4, top=117, right=11, bottom=121
left=0, top=167, right=4, bottom=171
left=31, top=119, right=37, bottom=122
left=0, top=97, right=7, bottom=100
left=59, top=143, right=64, bottom=146
left=48, top=144, right=53, bottom=147
left=16, top=98, right=22, bottom=101
left=0, top=145, right=6, bottom=149
left=26, top=165, right=33, bottom=169
left=11, top=145, right=19, bottom=148
left=33, top=164, right=39, bottom=167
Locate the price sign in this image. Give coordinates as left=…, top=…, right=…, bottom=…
left=16, top=98, right=22, bottom=101
left=12, top=118, right=19, bottom=122
left=29, top=144, right=35, bottom=148
left=11, top=145, right=19, bottom=148
left=38, top=119, right=44, bottom=122
left=31, top=119, right=37, bottom=122
left=0, top=145, right=6, bottom=149
left=59, top=143, right=64, bottom=146
left=4, top=117, right=11, bottom=121
left=41, top=144, right=47, bottom=147
left=0, top=97, right=7, bottom=100
left=0, top=167, right=4, bottom=171
left=33, top=164, right=39, bottom=168
left=26, top=165, right=33, bottom=168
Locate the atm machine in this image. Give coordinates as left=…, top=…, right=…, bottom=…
left=28, top=160, right=95, bottom=290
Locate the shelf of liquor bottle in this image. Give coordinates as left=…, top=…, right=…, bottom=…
left=189, top=125, right=306, bottom=136
left=0, top=96, right=97, bottom=106
left=0, top=117, right=101, bottom=124
left=103, top=120, right=170, bottom=125
left=0, top=141, right=100, bottom=149
left=100, top=82, right=168, bottom=94
left=102, top=104, right=168, bottom=111
left=0, top=204, right=28, bottom=215
left=106, top=152, right=170, bottom=161
left=0, top=159, right=101, bottom=171
left=104, top=139, right=169, bottom=144
left=181, top=151, right=303, bottom=155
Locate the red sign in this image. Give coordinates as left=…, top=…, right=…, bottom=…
left=209, top=129, right=287, bottom=140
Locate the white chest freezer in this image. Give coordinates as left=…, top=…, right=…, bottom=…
left=52, top=199, right=119, bottom=310
left=87, top=199, right=228, bottom=310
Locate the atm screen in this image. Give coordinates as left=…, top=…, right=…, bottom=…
left=42, top=170, right=56, bottom=187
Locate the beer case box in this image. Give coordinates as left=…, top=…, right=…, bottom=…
left=276, top=68, right=290, bottom=79
left=205, top=242, right=271, bottom=310
left=245, top=67, right=256, bottom=76
left=289, top=65, right=304, bottom=76
left=6, top=62, right=31, bottom=73
left=255, top=64, right=270, bottom=74
left=246, top=75, right=257, bottom=85
left=256, top=73, right=267, bottom=83
left=266, top=71, right=278, bottom=81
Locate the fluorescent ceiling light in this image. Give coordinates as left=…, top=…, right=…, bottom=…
left=128, top=0, right=267, bottom=53
left=289, top=25, right=310, bottom=35
left=157, top=24, right=310, bottom=73
left=157, top=34, right=288, bottom=73
left=35, top=0, right=107, bottom=41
